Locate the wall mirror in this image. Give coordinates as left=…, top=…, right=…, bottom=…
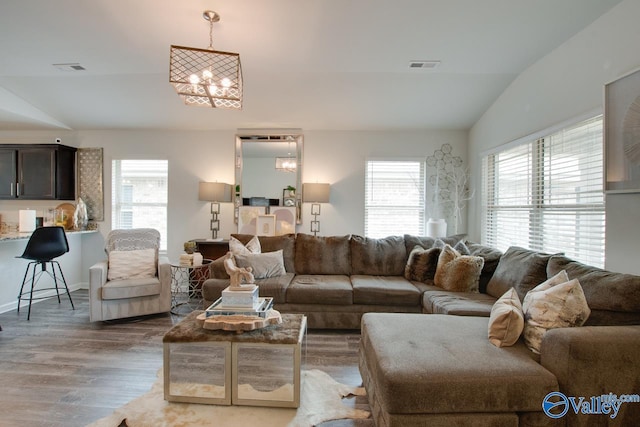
left=235, top=130, right=303, bottom=226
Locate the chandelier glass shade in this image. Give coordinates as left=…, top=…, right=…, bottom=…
left=169, top=11, right=243, bottom=110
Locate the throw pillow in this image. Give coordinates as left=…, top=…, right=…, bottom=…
left=488, top=288, right=524, bottom=347
left=234, top=250, right=286, bottom=280
left=107, top=248, right=156, bottom=281
left=453, top=240, right=470, bottom=255
left=522, top=271, right=591, bottom=354
left=229, top=235, right=261, bottom=255
left=433, top=238, right=469, bottom=254
left=404, top=245, right=440, bottom=282
left=433, top=244, right=484, bottom=292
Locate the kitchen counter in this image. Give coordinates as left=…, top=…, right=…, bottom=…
left=0, top=229, right=97, bottom=242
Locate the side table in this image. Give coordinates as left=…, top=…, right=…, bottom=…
left=192, top=239, right=229, bottom=261
left=170, top=259, right=212, bottom=315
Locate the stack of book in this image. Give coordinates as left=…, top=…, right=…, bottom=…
left=205, top=285, right=273, bottom=318
left=179, top=252, right=203, bottom=266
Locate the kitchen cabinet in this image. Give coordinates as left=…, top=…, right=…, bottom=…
left=0, top=144, right=77, bottom=200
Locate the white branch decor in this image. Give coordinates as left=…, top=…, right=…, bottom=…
left=426, top=144, right=474, bottom=234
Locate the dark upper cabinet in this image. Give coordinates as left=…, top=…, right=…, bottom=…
left=0, top=144, right=77, bottom=200
left=0, top=149, right=17, bottom=198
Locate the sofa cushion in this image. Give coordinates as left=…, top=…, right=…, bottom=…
left=547, top=255, right=640, bottom=325
left=231, top=233, right=296, bottom=273
left=101, top=277, right=160, bottom=300
left=286, top=275, right=353, bottom=305
left=360, top=313, right=558, bottom=415
left=201, top=273, right=294, bottom=304
left=350, top=235, right=407, bottom=276
left=404, top=245, right=440, bottom=282
left=486, top=246, right=553, bottom=301
left=294, top=233, right=351, bottom=275
left=466, top=242, right=503, bottom=294
left=351, top=275, right=421, bottom=306
left=234, top=250, right=286, bottom=279
left=488, top=288, right=524, bottom=348
left=523, top=273, right=591, bottom=354
left=422, top=285, right=496, bottom=316
left=434, top=245, right=484, bottom=292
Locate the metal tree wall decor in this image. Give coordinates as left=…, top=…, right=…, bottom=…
left=427, top=144, right=473, bottom=234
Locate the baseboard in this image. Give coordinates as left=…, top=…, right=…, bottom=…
left=0, top=282, right=85, bottom=314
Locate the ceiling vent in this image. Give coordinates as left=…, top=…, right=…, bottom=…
left=53, top=63, right=86, bottom=71
left=408, top=60, right=441, bottom=69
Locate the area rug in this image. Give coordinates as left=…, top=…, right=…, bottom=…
left=86, top=369, right=370, bottom=427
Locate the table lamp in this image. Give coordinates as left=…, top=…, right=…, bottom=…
left=302, top=183, right=330, bottom=236
left=199, top=182, right=232, bottom=239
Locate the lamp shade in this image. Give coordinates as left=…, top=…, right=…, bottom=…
left=198, top=182, right=232, bottom=202
left=302, top=183, right=330, bottom=203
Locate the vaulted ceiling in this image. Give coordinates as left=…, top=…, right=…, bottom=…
left=0, top=0, right=622, bottom=131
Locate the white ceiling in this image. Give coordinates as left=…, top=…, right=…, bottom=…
left=0, top=0, right=622, bottom=132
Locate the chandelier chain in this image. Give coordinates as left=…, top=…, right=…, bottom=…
left=208, top=19, right=214, bottom=49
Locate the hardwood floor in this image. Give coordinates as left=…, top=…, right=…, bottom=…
left=0, top=290, right=372, bottom=427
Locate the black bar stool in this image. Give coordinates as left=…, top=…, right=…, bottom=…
left=16, top=226, right=75, bottom=320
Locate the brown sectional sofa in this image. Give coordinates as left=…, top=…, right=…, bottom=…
left=202, top=233, right=475, bottom=328
left=201, top=233, right=640, bottom=426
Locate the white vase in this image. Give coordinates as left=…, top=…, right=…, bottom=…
left=427, top=218, right=447, bottom=238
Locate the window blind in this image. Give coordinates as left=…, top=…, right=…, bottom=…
left=365, top=160, right=426, bottom=238
left=112, top=160, right=169, bottom=251
left=482, top=115, right=604, bottom=267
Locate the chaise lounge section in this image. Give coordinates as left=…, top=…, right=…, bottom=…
left=359, top=246, right=640, bottom=426
left=359, top=313, right=558, bottom=427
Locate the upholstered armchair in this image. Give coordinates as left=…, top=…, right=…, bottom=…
left=89, top=228, right=171, bottom=322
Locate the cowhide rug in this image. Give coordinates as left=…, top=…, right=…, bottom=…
left=86, top=369, right=369, bottom=427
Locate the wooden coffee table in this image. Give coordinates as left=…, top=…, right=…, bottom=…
left=163, top=310, right=307, bottom=408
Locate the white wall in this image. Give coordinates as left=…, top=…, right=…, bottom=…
left=74, top=129, right=466, bottom=253
left=74, top=129, right=237, bottom=265
left=303, top=130, right=468, bottom=236
left=0, top=127, right=466, bottom=314
left=468, top=0, right=640, bottom=274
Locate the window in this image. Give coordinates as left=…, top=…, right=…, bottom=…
left=112, top=160, right=168, bottom=251
left=481, top=115, right=605, bottom=267
left=365, top=160, right=426, bottom=237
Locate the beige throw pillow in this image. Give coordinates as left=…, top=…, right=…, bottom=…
left=234, top=250, right=286, bottom=279
left=107, top=248, right=156, bottom=281
left=229, top=235, right=261, bottom=255
left=434, top=244, right=484, bottom=292
left=522, top=271, right=591, bottom=354
left=488, top=288, right=524, bottom=347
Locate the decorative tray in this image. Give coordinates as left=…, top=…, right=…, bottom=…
left=196, top=310, right=282, bottom=333
left=205, top=297, right=274, bottom=318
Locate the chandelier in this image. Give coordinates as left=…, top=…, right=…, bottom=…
left=275, top=157, right=297, bottom=172
left=169, top=10, right=243, bottom=110
left=275, top=140, right=297, bottom=172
